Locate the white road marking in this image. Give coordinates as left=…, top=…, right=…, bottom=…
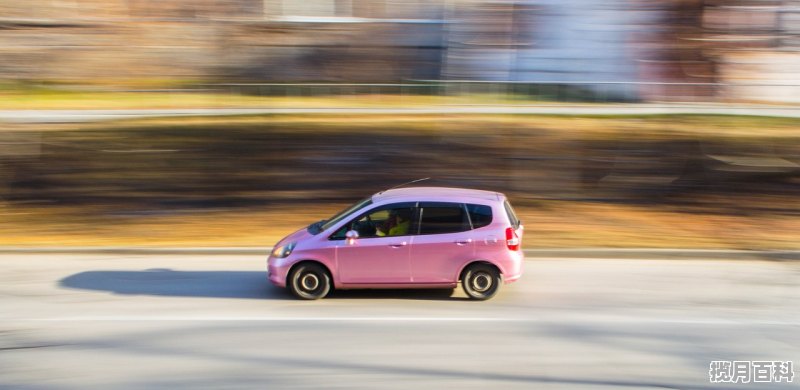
left=19, top=316, right=800, bottom=325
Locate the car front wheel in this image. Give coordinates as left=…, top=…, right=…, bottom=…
left=288, top=263, right=331, bottom=300
left=462, top=264, right=501, bottom=300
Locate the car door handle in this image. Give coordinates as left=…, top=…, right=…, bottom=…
left=455, top=239, right=473, bottom=245
left=389, top=242, right=408, bottom=248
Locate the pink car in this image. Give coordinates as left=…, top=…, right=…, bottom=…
left=267, top=187, right=524, bottom=300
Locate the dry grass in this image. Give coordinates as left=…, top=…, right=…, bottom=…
left=0, top=90, right=528, bottom=110
left=85, top=113, right=800, bottom=141
left=516, top=200, right=799, bottom=250
left=1, top=201, right=797, bottom=249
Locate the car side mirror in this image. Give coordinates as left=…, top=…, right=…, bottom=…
left=345, top=230, right=359, bottom=245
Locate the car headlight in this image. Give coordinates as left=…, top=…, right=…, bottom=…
left=271, top=242, right=296, bottom=258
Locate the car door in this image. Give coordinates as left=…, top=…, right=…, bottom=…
left=333, top=202, right=416, bottom=284
left=409, top=202, right=474, bottom=284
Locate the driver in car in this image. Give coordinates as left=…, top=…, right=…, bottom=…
left=376, top=209, right=411, bottom=237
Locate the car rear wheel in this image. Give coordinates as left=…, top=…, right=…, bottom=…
left=288, top=263, right=331, bottom=300
left=462, top=264, right=501, bottom=300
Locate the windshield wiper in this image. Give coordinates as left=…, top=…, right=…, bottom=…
left=307, top=219, right=326, bottom=234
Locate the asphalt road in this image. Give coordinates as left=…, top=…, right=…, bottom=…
left=1, top=253, right=798, bottom=389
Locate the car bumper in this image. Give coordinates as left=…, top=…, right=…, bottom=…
left=267, top=257, right=288, bottom=288
left=503, top=272, right=522, bottom=284
left=501, top=251, right=524, bottom=284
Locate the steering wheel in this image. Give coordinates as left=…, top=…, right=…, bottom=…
left=361, top=214, right=382, bottom=235
left=364, top=214, right=376, bottom=229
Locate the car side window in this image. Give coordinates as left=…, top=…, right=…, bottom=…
left=418, top=202, right=470, bottom=235
left=503, top=200, right=521, bottom=229
left=466, top=203, right=493, bottom=229
left=330, top=202, right=417, bottom=240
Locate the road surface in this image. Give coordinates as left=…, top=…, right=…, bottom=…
left=1, top=253, right=798, bottom=389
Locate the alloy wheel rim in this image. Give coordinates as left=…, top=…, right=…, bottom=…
left=471, top=272, right=492, bottom=292
left=300, top=273, right=320, bottom=291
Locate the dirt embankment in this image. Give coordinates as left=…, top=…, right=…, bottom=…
left=1, top=115, right=798, bottom=248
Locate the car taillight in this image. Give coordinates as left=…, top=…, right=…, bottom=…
left=505, top=227, right=520, bottom=251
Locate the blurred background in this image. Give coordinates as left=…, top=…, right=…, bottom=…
left=0, top=0, right=798, bottom=248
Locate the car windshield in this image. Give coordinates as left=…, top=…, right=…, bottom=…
left=310, top=197, right=373, bottom=234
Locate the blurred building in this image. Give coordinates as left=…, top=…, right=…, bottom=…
left=0, top=0, right=446, bottom=82
left=704, top=0, right=800, bottom=103
left=442, top=0, right=800, bottom=102
left=0, top=0, right=799, bottom=102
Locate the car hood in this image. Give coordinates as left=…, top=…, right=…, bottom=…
left=275, top=227, right=313, bottom=248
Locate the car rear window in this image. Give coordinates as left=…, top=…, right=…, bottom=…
left=418, top=202, right=469, bottom=235
left=503, top=200, right=520, bottom=229
left=466, top=203, right=492, bottom=229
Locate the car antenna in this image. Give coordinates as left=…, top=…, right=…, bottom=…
left=379, top=177, right=430, bottom=194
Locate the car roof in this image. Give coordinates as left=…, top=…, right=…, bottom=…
left=372, top=186, right=502, bottom=204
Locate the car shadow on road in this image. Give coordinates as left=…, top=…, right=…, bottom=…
left=327, top=288, right=463, bottom=301
left=59, top=269, right=465, bottom=301
left=59, top=269, right=282, bottom=300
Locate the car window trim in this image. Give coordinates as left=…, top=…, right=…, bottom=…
left=462, top=203, right=474, bottom=230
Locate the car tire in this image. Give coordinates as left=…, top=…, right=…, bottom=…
left=462, top=264, right=501, bottom=300
left=288, top=263, right=331, bottom=300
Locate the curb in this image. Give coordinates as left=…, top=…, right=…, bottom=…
left=521, top=248, right=800, bottom=261
left=0, top=247, right=797, bottom=260
left=4, top=104, right=800, bottom=124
